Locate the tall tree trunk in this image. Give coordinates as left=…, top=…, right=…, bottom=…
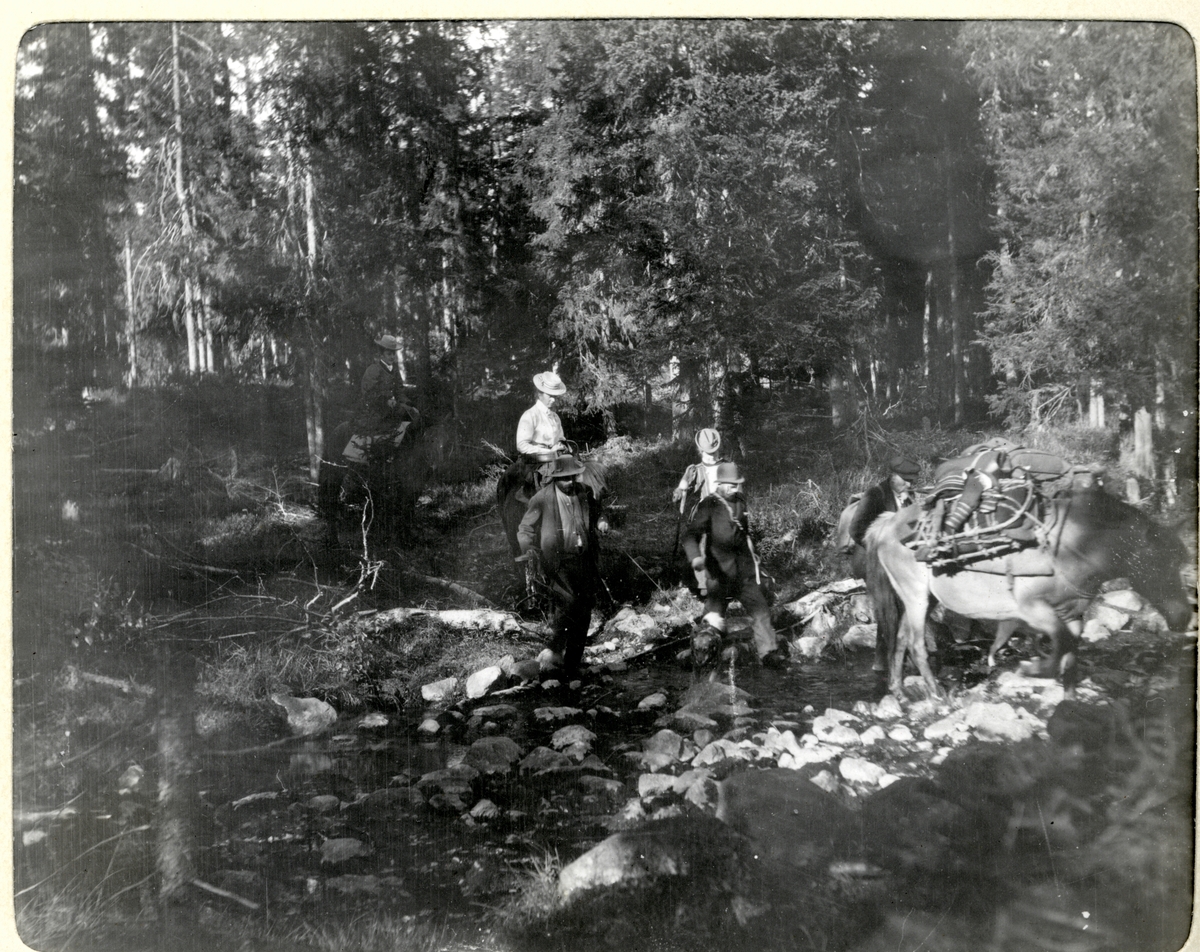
left=671, top=356, right=706, bottom=443
left=1133, top=407, right=1155, bottom=480
left=202, top=287, right=216, bottom=373
left=921, top=269, right=934, bottom=396
left=302, top=351, right=324, bottom=482
left=172, top=23, right=198, bottom=376
left=183, top=279, right=199, bottom=374
left=1088, top=378, right=1106, bottom=428
left=124, top=234, right=137, bottom=387
left=156, top=647, right=199, bottom=940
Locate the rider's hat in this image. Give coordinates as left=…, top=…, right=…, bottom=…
left=695, top=428, right=721, bottom=455
left=533, top=371, right=567, bottom=396
left=374, top=334, right=403, bottom=350
left=714, top=461, right=744, bottom=485
left=548, top=455, right=585, bottom=479
left=887, top=456, right=920, bottom=479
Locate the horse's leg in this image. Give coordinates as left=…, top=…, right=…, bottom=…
left=877, top=540, right=938, bottom=698
left=1012, top=595, right=1074, bottom=680
left=987, top=619, right=1019, bottom=668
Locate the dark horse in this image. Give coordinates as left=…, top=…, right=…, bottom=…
left=318, top=420, right=448, bottom=545
left=864, top=486, right=1193, bottom=699
left=497, top=453, right=607, bottom=565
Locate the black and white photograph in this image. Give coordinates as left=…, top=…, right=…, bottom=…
left=8, top=15, right=1199, bottom=952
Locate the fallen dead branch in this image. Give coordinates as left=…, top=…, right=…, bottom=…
left=407, top=573, right=495, bottom=607
left=65, top=665, right=154, bottom=698
left=367, top=607, right=523, bottom=633
left=191, top=878, right=261, bottom=910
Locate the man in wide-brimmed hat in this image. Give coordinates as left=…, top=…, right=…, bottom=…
left=516, top=454, right=603, bottom=679
left=359, top=334, right=420, bottom=440
left=683, top=461, right=786, bottom=669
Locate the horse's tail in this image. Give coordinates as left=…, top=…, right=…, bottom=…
left=579, top=459, right=608, bottom=501
left=864, top=515, right=901, bottom=669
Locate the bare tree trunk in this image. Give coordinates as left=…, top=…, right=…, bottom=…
left=124, top=234, right=137, bottom=387
left=671, top=356, right=706, bottom=443
left=183, top=279, right=200, bottom=374
left=921, top=270, right=934, bottom=394
left=157, top=647, right=199, bottom=940
left=303, top=354, right=324, bottom=482
left=1133, top=407, right=1155, bottom=480
left=1088, top=378, right=1106, bottom=428
left=202, top=288, right=216, bottom=373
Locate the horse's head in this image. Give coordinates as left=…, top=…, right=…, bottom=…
left=1139, top=519, right=1196, bottom=631
left=1059, top=488, right=1194, bottom=631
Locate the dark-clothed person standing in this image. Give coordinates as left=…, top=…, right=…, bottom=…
left=682, top=462, right=785, bottom=667
left=517, top=455, right=602, bottom=677
left=848, top=455, right=920, bottom=547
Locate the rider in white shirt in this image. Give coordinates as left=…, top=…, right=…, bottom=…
left=516, top=371, right=568, bottom=462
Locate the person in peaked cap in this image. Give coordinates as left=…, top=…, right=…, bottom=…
left=516, top=454, right=603, bottom=678
left=682, top=461, right=786, bottom=669
left=359, top=334, right=420, bottom=438
left=848, top=455, right=921, bottom=549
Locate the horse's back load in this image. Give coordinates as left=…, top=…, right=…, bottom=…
left=910, top=441, right=1096, bottom=568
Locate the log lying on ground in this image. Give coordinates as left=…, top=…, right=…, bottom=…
left=406, top=573, right=495, bottom=607
left=368, top=608, right=524, bottom=633
left=778, top=578, right=864, bottom=623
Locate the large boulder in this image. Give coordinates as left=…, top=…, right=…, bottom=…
left=558, top=815, right=746, bottom=901
left=715, top=768, right=862, bottom=870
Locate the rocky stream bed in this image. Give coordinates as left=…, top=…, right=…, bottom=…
left=46, top=577, right=1183, bottom=952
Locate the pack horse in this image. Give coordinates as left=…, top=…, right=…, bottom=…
left=864, top=486, right=1193, bottom=699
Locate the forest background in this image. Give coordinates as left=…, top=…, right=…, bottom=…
left=12, top=19, right=1198, bottom=478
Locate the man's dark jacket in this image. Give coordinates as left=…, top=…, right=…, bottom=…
left=848, top=478, right=901, bottom=547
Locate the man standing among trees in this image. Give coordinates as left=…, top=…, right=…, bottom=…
left=517, top=455, right=603, bottom=679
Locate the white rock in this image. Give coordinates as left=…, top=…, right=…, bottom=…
left=1081, top=617, right=1114, bottom=643
left=874, top=695, right=904, bottom=720
left=1099, top=589, right=1145, bottom=613
left=466, top=666, right=504, bottom=699
left=270, top=694, right=337, bottom=736
left=421, top=677, right=458, bottom=703
left=962, top=702, right=1042, bottom=742
left=551, top=725, right=597, bottom=751
left=470, top=799, right=501, bottom=819
left=809, top=770, right=840, bottom=794
left=841, top=624, right=877, bottom=651
left=806, top=609, right=839, bottom=636
left=321, top=837, right=372, bottom=865
left=417, top=718, right=440, bottom=735
left=637, top=773, right=676, bottom=798
left=859, top=725, right=887, bottom=746
left=794, top=634, right=829, bottom=659
left=777, top=745, right=839, bottom=769
left=1086, top=603, right=1131, bottom=633
left=358, top=713, right=389, bottom=729
left=923, top=715, right=966, bottom=741
left=638, top=692, right=669, bottom=711
left=887, top=725, right=914, bottom=742
left=878, top=774, right=901, bottom=789
left=839, top=757, right=887, bottom=785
